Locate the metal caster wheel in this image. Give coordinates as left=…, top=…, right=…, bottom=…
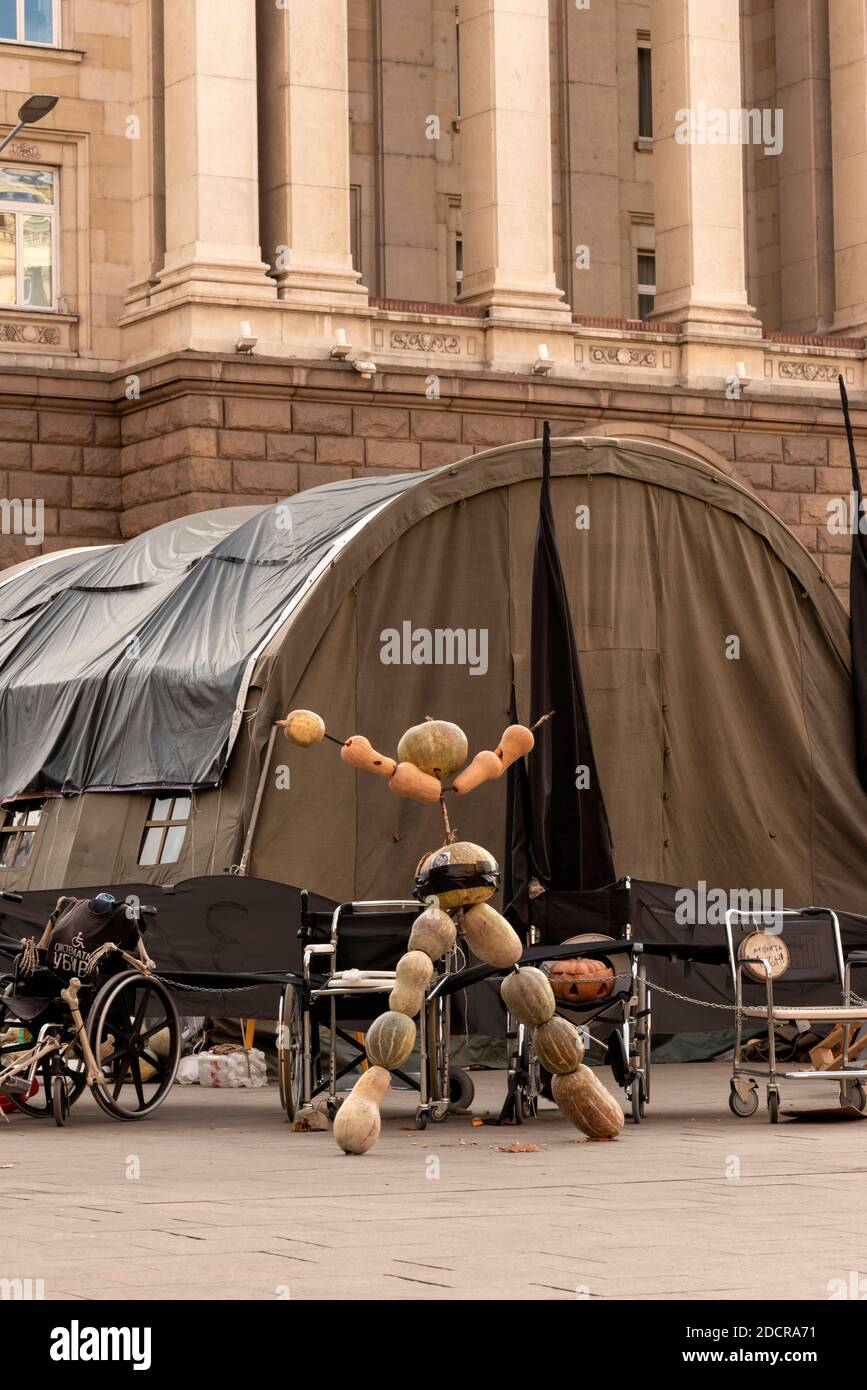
left=415, top=1108, right=429, bottom=1130
left=841, top=1080, right=867, bottom=1111
left=326, top=1098, right=343, bottom=1120
left=430, top=1103, right=449, bottom=1124
left=767, top=1088, right=780, bottom=1124
left=729, top=1081, right=759, bottom=1117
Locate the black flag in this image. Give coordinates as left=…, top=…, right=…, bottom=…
left=505, top=423, right=615, bottom=928
left=839, top=375, right=867, bottom=791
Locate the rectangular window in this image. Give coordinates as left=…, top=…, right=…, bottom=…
left=139, top=794, right=191, bottom=867
left=637, top=251, right=656, bottom=320
left=638, top=45, right=653, bottom=139
left=0, top=0, right=57, bottom=45
left=0, top=166, right=56, bottom=309
left=0, top=802, right=43, bottom=869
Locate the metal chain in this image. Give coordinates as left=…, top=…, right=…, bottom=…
left=152, top=975, right=277, bottom=996
left=647, top=981, right=738, bottom=1012
left=649, top=980, right=867, bottom=1014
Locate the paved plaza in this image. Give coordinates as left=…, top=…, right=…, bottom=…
left=2, top=1063, right=865, bottom=1302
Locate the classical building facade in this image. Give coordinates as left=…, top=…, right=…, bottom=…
left=0, top=0, right=865, bottom=603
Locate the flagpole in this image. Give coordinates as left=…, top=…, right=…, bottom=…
left=839, top=374, right=862, bottom=498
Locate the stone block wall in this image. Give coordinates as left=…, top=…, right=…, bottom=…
left=0, top=360, right=862, bottom=613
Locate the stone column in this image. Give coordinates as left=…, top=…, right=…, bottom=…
left=258, top=0, right=366, bottom=306
left=829, top=0, right=867, bottom=335
left=649, top=0, right=759, bottom=332
left=153, top=0, right=274, bottom=302
left=775, top=0, right=834, bottom=333
left=125, top=0, right=165, bottom=311
left=457, top=0, right=568, bottom=317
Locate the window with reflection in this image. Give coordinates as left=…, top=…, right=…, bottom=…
left=138, top=794, right=192, bottom=867
left=0, top=801, right=44, bottom=869
left=0, top=0, right=57, bottom=46
left=0, top=166, right=55, bottom=309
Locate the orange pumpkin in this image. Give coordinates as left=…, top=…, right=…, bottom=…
left=547, top=955, right=614, bottom=1004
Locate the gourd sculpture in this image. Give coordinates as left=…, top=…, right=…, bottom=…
left=280, top=706, right=619, bottom=1149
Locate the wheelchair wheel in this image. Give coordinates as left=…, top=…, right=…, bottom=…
left=447, top=1066, right=475, bottom=1112
left=6, top=1047, right=87, bottom=1120
left=52, top=1072, right=70, bottom=1127
left=278, top=984, right=304, bottom=1120
left=87, top=971, right=181, bottom=1120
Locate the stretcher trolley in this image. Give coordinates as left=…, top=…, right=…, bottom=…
left=277, top=894, right=473, bottom=1129
left=726, top=906, right=867, bottom=1123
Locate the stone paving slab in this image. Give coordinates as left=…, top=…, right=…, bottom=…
left=2, top=1063, right=866, bottom=1301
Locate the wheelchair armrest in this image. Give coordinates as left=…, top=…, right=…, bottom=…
left=847, top=951, right=867, bottom=964
left=303, top=942, right=335, bottom=981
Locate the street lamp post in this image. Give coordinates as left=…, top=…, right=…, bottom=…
left=0, top=95, right=60, bottom=158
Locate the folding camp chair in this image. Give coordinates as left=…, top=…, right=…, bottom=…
left=726, top=906, right=867, bottom=1122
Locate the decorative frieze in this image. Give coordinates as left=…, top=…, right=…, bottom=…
left=0, top=321, right=63, bottom=346
left=589, top=345, right=657, bottom=368
left=391, top=331, right=461, bottom=354
left=778, top=361, right=838, bottom=382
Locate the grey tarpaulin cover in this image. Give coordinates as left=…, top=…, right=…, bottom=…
left=0, top=476, right=420, bottom=797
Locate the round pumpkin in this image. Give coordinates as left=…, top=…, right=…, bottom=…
left=500, top=967, right=556, bottom=1026
left=408, top=906, right=457, bottom=960
left=552, top=1065, right=624, bottom=1140
left=462, top=902, right=522, bottom=968
left=397, top=718, right=468, bottom=779
left=364, top=1010, right=416, bottom=1069
left=547, top=955, right=614, bottom=1004
left=279, top=709, right=325, bottom=746
left=533, top=1016, right=585, bottom=1075
left=416, top=840, right=499, bottom=910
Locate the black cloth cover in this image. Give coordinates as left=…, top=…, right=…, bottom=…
left=840, top=376, right=867, bottom=791
left=506, top=423, right=615, bottom=929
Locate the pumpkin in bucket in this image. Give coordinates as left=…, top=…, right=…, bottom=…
left=547, top=952, right=614, bottom=1004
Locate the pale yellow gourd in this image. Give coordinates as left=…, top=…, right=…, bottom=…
left=279, top=709, right=326, bottom=747
left=340, top=735, right=396, bottom=777
left=462, top=903, right=522, bottom=968
left=452, top=750, right=503, bottom=795
left=388, top=762, right=442, bottom=803
left=552, top=1065, right=624, bottom=1140
left=408, top=907, right=457, bottom=960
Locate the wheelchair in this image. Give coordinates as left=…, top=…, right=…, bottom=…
left=486, top=933, right=649, bottom=1124
left=0, top=892, right=181, bottom=1126
left=277, top=894, right=474, bottom=1130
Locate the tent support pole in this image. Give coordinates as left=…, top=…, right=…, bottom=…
left=238, top=723, right=279, bottom=877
